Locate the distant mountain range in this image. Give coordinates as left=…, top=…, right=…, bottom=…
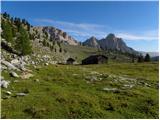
left=33, top=25, right=139, bottom=55
left=139, top=51, right=159, bottom=57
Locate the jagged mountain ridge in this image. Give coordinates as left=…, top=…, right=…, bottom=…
left=83, top=33, right=138, bottom=54
left=33, top=26, right=79, bottom=45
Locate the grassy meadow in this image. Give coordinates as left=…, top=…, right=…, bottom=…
left=1, top=62, right=159, bottom=119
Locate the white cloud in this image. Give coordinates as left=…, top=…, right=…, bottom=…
left=34, top=18, right=158, bottom=41
left=116, top=32, right=158, bottom=41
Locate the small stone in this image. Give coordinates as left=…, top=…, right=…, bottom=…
left=34, top=79, right=39, bottom=82
left=102, top=87, right=118, bottom=92
left=16, top=93, right=27, bottom=96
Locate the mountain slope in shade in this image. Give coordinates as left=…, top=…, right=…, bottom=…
left=82, top=36, right=100, bottom=49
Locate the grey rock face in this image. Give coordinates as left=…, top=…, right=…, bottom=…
left=33, top=26, right=79, bottom=45
left=83, top=33, right=138, bottom=54
left=98, top=33, right=137, bottom=54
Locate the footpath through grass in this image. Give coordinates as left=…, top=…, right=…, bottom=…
left=1, top=62, right=159, bottom=118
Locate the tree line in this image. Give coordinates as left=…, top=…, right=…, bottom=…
left=1, top=12, right=32, bottom=56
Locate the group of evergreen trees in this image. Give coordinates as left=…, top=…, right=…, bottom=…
left=138, top=53, right=151, bottom=63
left=1, top=12, right=32, bottom=56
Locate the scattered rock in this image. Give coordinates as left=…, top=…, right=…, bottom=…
left=45, top=63, right=49, bottom=66
left=0, top=80, right=10, bottom=88
left=11, top=59, right=19, bottom=65
left=16, top=93, right=27, bottom=96
left=34, top=79, right=39, bottom=82
left=85, top=76, right=97, bottom=82
left=145, top=83, right=151, bottom=87
left=21, top=72, right=33, bottom=79
left=102, top=87, right=119, bottom=92
left=5, top=91, right=12, bottom=95
left=10, top=71, right=19, bottom=78
left=123, top=84, right=134, bottom=88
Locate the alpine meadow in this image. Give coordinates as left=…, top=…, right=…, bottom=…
left=1, top=1, right=159, bottom=119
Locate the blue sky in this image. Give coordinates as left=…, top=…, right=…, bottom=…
left=1, top=1, right=159, bottom=52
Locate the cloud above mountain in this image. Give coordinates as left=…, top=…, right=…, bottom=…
left=34, top=18, right=158, bottom=41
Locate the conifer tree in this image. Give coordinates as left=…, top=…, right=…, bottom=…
left=15, top=25, right=32, bottom=55
left=144, top=53, right=151, bottom=62
left=2, top=20, right=13, bottom=43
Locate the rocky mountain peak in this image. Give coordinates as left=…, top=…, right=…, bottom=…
left=105, top=33, right=116, bottom=39
left=82, top=33, right=138, bottom=54
left=82, top=36, right=100, bottom=49
left=33, top=26, right=79, bottom=46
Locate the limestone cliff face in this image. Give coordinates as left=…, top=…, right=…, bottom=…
left=83, top=33, right=138, bottom=54
left=98, top=33, right=136, bottom=53
left=33, top=26, right=79, bottom=45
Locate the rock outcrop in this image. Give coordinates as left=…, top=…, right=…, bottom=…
left=98, top=33, right=137, bottom=54
left=83, top=36, right=100, bottom=49
left=33, top=26, right=79, bottom=45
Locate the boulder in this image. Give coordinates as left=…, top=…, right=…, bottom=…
left=10, top=71, right=19, bottom=78
left=5, top=91, right=12, bottom=95
left=45, top=63, right=49, bottom=66
left=0, top=80, right=10, bottom=88
left=1, top=60, right=20, bottom=71
left=11, top=59, right=19, bottom=65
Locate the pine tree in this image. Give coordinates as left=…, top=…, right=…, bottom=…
left=42, top=39, right=47, bottom=46
left=2, top=20, right=13, bottom=43
left=144, top=53, right=151, bottom=62
left=15, top=25, right=32, bottom=55
left=138, top=55, right=144, bottom=63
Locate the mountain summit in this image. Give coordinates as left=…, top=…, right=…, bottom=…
left=82, top=36, right=100, bottom=49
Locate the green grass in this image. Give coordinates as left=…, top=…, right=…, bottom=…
left=1, top=62, right=159, bottom=118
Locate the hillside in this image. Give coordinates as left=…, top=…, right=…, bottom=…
left=1, top=12, right=139, bottom=64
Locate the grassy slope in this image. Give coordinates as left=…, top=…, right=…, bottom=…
left=1, top=62, right=159, bottom=119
